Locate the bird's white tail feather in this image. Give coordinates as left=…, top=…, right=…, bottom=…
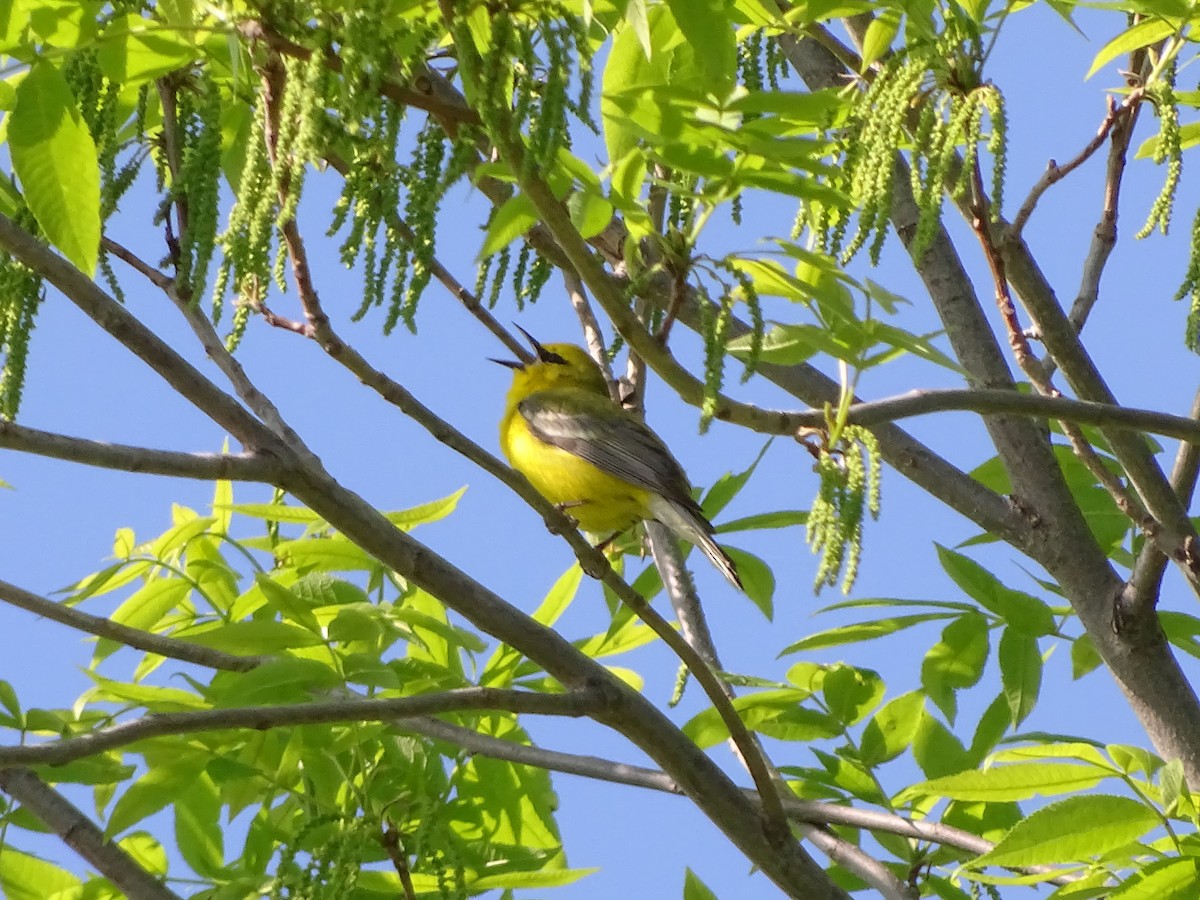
left=647, top=496, right=743, bottom=591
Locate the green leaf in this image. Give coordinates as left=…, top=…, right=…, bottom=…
left=9, top=62, right=100, bottom=275
left=382, top=487, right=467, bottom=529
left=998, top=627, right=1042, bottom=727
left=483, top=565, right=581, bottom=686
left=864, top=322, right=965, bottom=375
left=903, top=762, right=1109, bottom=803
left=33, top=754, right=134, bottom=787
left=1087, top=18, right=1178, bottom=80
left=684, top=868, right=720, bottom=900
left=912, top=708, right=970, bottom=778
left=96, top=13, right=200, bottom=83
left=780, top=613, right=955, bottom=653
left=1109, top=857, right=1200, bottom=898
left=822, top=664, right=884, bottom=726
left=860, top=691, right=924, bottom=766
left=221, top=502, right=319, bottom=523
left=0, top=849, right=81, bottom=900
left=665, top=0, right=735, bottom=90
left=179, top=619, right=322, bottom=653
left=701, top=441, right=770, bottom=518
left=974, top=795, right=1159, bottom=867
left=568, top=190, right=614, bottom=240
left=107, top=765, right=195, bottom=838
left=209, top=657, right=341, bottom=707
left=1071, top=633, right=1103, bottom=679
left=681, top=689, right=834, bottom=748
left=968, top=693, right=1013, bottom=764
left=88, top=674, right=207, bottom=710
left=860, top=7, right=900, bottom=69
left=715, top=509, right=807, bottom=533
left=471, top=867, right=599, bottom=890
left=725, top=546, right=773, bottom=618
left=0, top=679, right=21, bottom=718
left=921, top=612, right=989, bottom=723
left=274, top=536, right=377, bottom=573
left=175, top=772, right=224, bottom=878
left=935, top=545, right=1055, bottom=636
left=625, top=0, right=652, bottom=58
left=255, top=573, right=322, bottom=634
left=602, top=4, right=673, bottom=163
left=480, top=193, right=538, bottom=257
left=98, top=579, right=191, bottom=654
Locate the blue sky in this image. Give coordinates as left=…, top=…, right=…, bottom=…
left=3, top=4, right=1200, bottom=897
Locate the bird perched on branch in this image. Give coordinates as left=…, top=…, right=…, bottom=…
left=495, top=330, right=742, bottom=590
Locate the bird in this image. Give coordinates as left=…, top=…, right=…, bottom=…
left=495, top=330, right=743, bottom=590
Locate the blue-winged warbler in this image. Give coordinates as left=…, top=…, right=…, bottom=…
left=496, top=333, right=742, bottom=590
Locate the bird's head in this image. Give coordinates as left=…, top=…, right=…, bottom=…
left=493, top=327, right=610, bottom=398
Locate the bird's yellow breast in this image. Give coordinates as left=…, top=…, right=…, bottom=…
left=500, top=403, right=651, bottom=534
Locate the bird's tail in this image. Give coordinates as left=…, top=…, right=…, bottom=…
left=648, top=496, right=743, bottom=591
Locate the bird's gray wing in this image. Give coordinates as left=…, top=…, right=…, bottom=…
left=518, top=391, right=696, bottom=503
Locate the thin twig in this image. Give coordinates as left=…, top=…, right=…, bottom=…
left=101, top=237, right=172, bottom=289
left=0, top=578, right=266, bottom=673
left=563, top=268, right=610, bottom=384
left=1009, top=91, right=1143, bottom=240
left=379, top=824, right=419, bottom=900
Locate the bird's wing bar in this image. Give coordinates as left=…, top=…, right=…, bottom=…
left=519, top=393, right=694, bottom=500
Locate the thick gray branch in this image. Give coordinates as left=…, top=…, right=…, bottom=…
left=0, top=767, right=183, bottom=900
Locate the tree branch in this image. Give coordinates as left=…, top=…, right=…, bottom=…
left=0, top=767, right=183, bottom=900
left=0, top=216, right=283, bottom=458
left=1009, top=91, right=1142, bottom=240
left=0, top=688, right=600, bottom=767
left=0, top=578, right=266, bottom=673
left=0, top=420, right=276, bottom=481
left=400, top=716, right=1076, bottom=885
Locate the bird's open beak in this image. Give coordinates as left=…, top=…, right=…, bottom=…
left=514, top=324, right=554, bottom=362
left=489, top=324, right=551, bottom=370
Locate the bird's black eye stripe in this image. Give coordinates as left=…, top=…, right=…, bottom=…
left=541, top=350, right=568, bottom=365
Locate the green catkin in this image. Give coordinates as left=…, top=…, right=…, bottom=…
left=565, top=11, right=598, bottom=133
left=1177, top=204, right=1200, bottom=351
left=731, top=268, right=762, bottom=382
left=513, top=25, right=537, bottom=133
left=739, top=31, right=764, bottom=99
left=1138, top=66, right=1182, bottom=240
left=475, top=253, right=495, bottom=307
left=805, top=426, right=882, bottom=593
left=700, top=289, right=734, bottom=433
left=175, top=73, right=223, bottom=301
left=814, top=31, right=1009, bottom=269
left=524, top=251, right=551, bottom=304
left=511, top=242, right=532, bottom=311
left=981, top=85, right=1007, bottom=220
left=528, top=13, right=569, bottom=175
left=0, top=253, right=42, bottom=420
left=487, top=246, right=511, bottom=310
left=389, top=120, right=447, bottom=333
left=212, top=80, right=274, bottom=324
left=765, top=35, right=787, bottom=90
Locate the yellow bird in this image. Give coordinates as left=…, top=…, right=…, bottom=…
left=496, top=332, right=742, bottom=590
